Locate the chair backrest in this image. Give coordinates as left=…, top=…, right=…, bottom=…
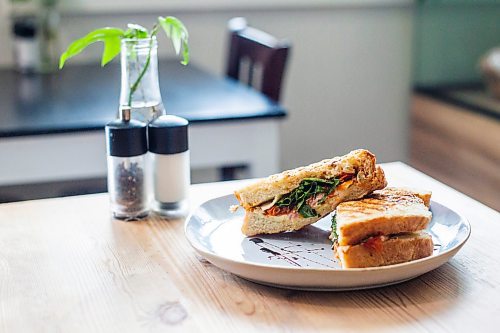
left=226, top=17, right=290, bottom=102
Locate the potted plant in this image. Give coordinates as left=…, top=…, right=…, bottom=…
left=59, top=16, right=189, bottom=121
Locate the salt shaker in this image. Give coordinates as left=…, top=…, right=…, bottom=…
left=148, top=115, right=190, bottom=218
left=12, top=17, right=40, bottom=73
left=106, top=108, right=149, bottom=220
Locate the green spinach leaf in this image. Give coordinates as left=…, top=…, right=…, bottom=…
left=330, top=214, right=338, bottom=241
left=299, top=204, right=317, bottom=218
left=275, top=177, right=340, bottom=218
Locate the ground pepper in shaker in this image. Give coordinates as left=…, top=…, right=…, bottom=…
left=148, top=115, right=190, bottom=218
left=106, top=108, right=149, bottom=220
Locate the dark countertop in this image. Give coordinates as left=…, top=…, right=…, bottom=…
left=415, top=82, right=500, bottom=122
left=0, top=60, right=286, bottom=138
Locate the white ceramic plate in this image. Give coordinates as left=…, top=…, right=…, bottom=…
left=185, top=195, right=471, bottom=291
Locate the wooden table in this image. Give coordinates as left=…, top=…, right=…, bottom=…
left=1, top=162, right=499, bottom=332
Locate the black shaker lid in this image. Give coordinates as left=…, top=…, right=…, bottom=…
left=148, top=115, right=189, bottom=154
left=106, top=117, right=147, bottom=157
left=13, top=18, right=37, bottom=38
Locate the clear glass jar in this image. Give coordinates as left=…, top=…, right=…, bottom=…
left=38, top=2, right=60, bottom=73
left=107, top=155, right=149, bottom=220
left=120, top=37, right=165, bottom=122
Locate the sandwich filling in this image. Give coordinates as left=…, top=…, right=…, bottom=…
left=262, top=174, right=354, bottom=218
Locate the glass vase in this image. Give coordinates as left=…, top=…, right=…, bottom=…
left=119, top=37, right=165, bottom=123
left=38, top=1, right=60, bottom=73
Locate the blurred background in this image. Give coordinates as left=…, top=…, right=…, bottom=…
left=0, top=0, right=498, bottom=210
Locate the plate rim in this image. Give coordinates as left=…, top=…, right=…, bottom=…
left=185, top=194, right=471, bottom=273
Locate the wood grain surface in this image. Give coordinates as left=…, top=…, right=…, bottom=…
left=0, top=163, right=498, bottom=332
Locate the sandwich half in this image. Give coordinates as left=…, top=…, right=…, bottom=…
left=234, top=149, right=387, bottom=236
left=332, top=187, right=434, bottom=268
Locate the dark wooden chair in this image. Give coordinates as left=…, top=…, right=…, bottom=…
left=221, top=18, right=290, bottom=181
left=225, top=17, right=291, bottom=103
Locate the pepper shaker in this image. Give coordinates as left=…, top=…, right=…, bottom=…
left=106, top=108, right=149, bottom=220
left=148, top=115, right=190, bottom=218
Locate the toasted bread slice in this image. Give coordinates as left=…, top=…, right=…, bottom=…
left=235, top=149, right=382, bottom=210
left=335, top=232, right=433, bottom=268
left=240, top=165, right=387, bottom=237
left=335, top=188, right=432, bottom=246
left=379, top=187, right=432, bottom=208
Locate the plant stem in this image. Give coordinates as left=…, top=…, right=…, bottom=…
left=127, top=36, right=155, bottom=107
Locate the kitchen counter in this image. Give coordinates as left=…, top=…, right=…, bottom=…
left=415, top=83, right=500, bottom=122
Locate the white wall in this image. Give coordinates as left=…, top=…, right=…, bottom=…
left=0, top=1, right=414, bottom=170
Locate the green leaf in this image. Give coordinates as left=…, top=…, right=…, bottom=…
left=170, top=25, right=182, bottom=54
left=158, top=16, right=190, bottom=65
left=330, top=214, right=338, bottom=241
left=101, top=36, right=122, bottom=66
left=275, top=177, right=340, bottom=218
left=124, top=24, right=149, bottom=39
left=181, top=40, right=190, bottom=65
left=298, top=204, right=318, bottom=218
left=59, top=27, right=125, bottom=69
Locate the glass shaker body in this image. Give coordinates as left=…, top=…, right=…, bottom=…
left=107, top=154, right=149, bottom=220
left=150, top=150, right=190, bottom=218
left=105, top=110, right=149, bottom=221
left=148, top=115, right=190, bottom=219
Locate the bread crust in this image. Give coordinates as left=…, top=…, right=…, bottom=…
left=336, top=188, right=432, bottom=246
left=241, top=165, right=387, bottom=236
left=379, top=187, right=432, bottom=208
left=335, top=232, right=433, bottom=268
left=235, top=149, right=380, bottom=209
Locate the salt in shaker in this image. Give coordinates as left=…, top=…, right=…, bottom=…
left=12, top=17, right=40, bottom=73
left=148, top=115, right=190, bottom=218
